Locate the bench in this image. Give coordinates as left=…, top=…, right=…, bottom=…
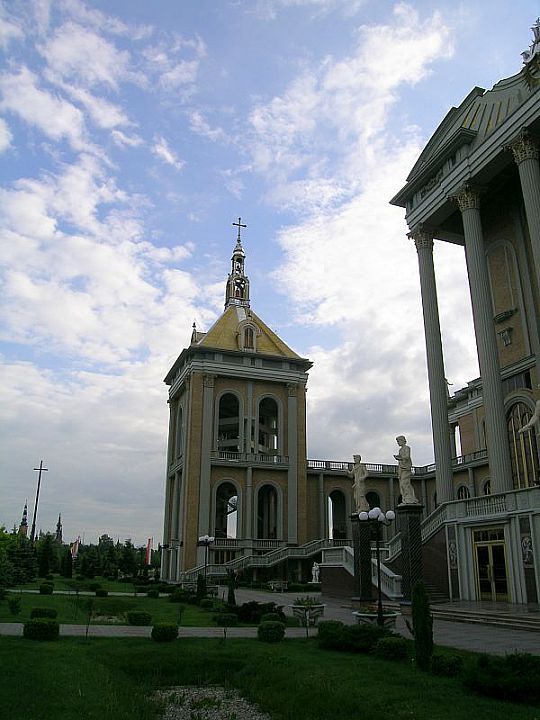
left=268, top=580, right=288, bottom=592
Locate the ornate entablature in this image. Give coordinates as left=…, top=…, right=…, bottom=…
left=419, top=168, right=444, bottom=199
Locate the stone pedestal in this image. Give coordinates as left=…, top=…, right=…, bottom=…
left=352, top=514, right=373, bottom=601
left=397, top=504, right=424, bottom=602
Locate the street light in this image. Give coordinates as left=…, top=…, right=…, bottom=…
left=357, top=507, right=396, bottom=627
left=197, top=535, right=214, bottom=587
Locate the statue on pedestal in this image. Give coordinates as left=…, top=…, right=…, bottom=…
left=348, top=454, right=369, bottom=512
left=311, top=561, right=320, bottom=583
left=394, top=436, right=418, bottom=504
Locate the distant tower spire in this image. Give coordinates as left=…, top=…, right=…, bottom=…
left=55, top=513, right=63, bottom=544
left=18, top=501, right=28, bottom=537
left=225, top=217, right=250, bottom=308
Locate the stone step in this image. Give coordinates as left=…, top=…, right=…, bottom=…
left=431, top=608, right=540, bottom=632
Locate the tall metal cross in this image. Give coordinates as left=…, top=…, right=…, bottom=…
left=232, top=217, right=247, bottom=242
left=30, top=460, right=48, bottom=543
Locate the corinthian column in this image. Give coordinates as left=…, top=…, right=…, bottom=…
left=451, top=186, right=513, bottom=493
left=409, top=226, right=454, bottom=503
left=506, top=132, right=540, bottom=294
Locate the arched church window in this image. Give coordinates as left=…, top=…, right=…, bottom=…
left=245, top=326, right=254, bottom=349
left=457, top=485, right=470, bottom=500
left=507, top=402, right=539, bottom=489
left=258, top=397, right=279, bottom=455
left=175, top=406, right=183, bottom=459
left=218, top=393, right=240, bottom=454
left=328, top=490, right=347, bottom=540
left=483, top=479, right=491, bottom=495
left=257, top=484, right=278, bottom=539
left=215, top=482, right=238, bottom=539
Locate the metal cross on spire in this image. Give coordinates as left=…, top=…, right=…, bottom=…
left=232, top=217, right=247, bottom=242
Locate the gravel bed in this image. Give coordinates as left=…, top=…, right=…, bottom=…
left=156, top=685, right=272, bottom=720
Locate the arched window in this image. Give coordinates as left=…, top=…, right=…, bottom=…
left=328, top=490, right=347, bottom=540
left=258, top=397, right=279, bottom=455
left=257, top=484, right=278, bottom=539
left=218, top=393, right=240, bottom=453
left=215, top=482, right=238, bottom=539
left=483, top=479, right=491, bottom=495
left=244, top=326, right=254, bottom=349
left=507, top=402, right=539, bottom=489
left=457, top=485, right=470, bottom=500
left=175, top=406, right=183, bottom=459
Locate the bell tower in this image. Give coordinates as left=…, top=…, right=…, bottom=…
left=161, top=220, right=312, bottom=582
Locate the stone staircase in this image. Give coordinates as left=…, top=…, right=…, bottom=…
left=431, top=605, right=540, bottom=632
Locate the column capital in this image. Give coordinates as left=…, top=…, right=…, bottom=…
left=505, top=130, right=539, bottom=164
left=449, top=184, right=482, bottom=212
left=287, top=382, right=298, bottom=397
left=408, top=225, right=435, bottom=251
left=203, top=373, right=216, bottom=388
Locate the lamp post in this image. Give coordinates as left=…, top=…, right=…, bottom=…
left=357, top=507, right=395, bottom=627
left=197, top=535, right=214, bottom=587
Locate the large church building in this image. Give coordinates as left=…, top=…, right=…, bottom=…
left=162, top=25, right=540, bottom=606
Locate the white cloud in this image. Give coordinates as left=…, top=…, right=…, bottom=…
left=252, top=0, right=365, bottom=21
left=190, top=111, right=229, bottom=143
left=159, top=60, right=199, bottom=89
left=0, top=116, right=12, bottom=151
left=0, top=11, right=23, bottom=47
left=61, top=84, right=131, bottom=129
left=111, top=129, right=144, bottom=148
left=152, top=135, right=184, bottom=170
left=0, top=66, right=89, bottom=150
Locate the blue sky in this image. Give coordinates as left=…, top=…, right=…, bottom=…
left=1, top=0, right=537, bottom=545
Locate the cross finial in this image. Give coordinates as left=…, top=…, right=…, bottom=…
left=232, top=216, right=247, bottom=242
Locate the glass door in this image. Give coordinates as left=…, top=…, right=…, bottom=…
left=475, top=542, right=508, bottom=601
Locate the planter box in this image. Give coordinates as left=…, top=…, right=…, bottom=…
left=353, top=611, right=399, bottom=629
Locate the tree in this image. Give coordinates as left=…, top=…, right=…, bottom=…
left=8, top=535, right=37, bottom=584
left=60, top=546, right=73, bottom=578
left=37, top=534, right=55, bottom=577
left=118, top=539, right=137, bottom=576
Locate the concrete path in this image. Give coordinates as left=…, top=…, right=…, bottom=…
left=3, top=588, right=538, bottom=655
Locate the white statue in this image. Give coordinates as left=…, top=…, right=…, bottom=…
left=311, top=561, right=320, bottom=583
left=518, top=386, right=540, bottom=435
left=347, top=454, right=369, bottom=512
left=394, top=436, right=418, bottom=504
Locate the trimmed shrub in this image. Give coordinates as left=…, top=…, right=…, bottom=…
left=151, top=623, right=178, bottom=642
left=30, top=607, right=57, bottom=619
left=199, top=598, right=213, bottom=610
left=146, top=589, right=160, bottom=599
left=411, top=581, right=433, bottom=671
left=95, top=589, right=108, bottom=597
left=39, top=583, right=54, bottom=595
left=431, top=653, right=463, bottom=677
left=23, top=619, right=59, bottom=641
left=260, top=612, right=281, bottom=624
left=89, top=582, right=102, bottom=592
left=463, top=652, right=540, bottom=704
left=8, top=596, right=22, bottom=616
left=341, top=624, right=387, bottom=653
left=373, top=636, right=409, bottom=661
left=159, top=583, right=174, bottom=594
left=258, top=621, right=285, bottom=643
left=126, top=610, right=152, bottom=626
left=45, top=573, right=55, bottom=581
left=214, top=613, right=238, bottom=627
left=134, top=585, right=147, bottom=594
left=318, top=620, right=346, bottom=650
left=170, top=589, right=197, bottom=604
left=236, top=601, right=285, bottom=624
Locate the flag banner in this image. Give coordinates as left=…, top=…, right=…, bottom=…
left=145, top=537, right=152, bottom=565
left=70, top=536, right=80, bottom=559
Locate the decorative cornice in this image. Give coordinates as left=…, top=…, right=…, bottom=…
left=449, top=185, right=481, bottom=212
left=505, top=131, right=539, bottom=164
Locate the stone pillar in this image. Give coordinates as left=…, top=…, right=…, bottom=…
left=245, top=465, right=253, bottom=540
left=318, top=473, right=326, bottom=538
left=397, top=504, right=424, bottom=602
left=506, top=132, right=540, bottom=292
left=351, top=515, right=372, bottom=601
left=410, top=227, right=455, bottom=503
left=451, top=186, right=513, bottom=493
left=287, top=383, right=298, bottom=544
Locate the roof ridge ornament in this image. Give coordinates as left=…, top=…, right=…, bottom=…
left=522, top=18, right=540, bottom=64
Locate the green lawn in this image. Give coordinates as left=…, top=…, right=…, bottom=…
left=12, top=575, right=138, bottom=593
left=2, top=592, right=217, bottom=626
left=0, top=637, right=537, bottom=720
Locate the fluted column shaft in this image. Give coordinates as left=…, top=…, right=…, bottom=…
left=453, top=187, right=513, bottom=493
left=507, top=133, right=540, bottom=290
left=411, top=228, right=454, bottom=502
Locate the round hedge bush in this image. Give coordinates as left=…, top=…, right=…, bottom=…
left=146, top=589, right=160, bottom=599
left=39, top=583, right=54, bottom=595
left=126, top=610, right=152, bottom=626
left=23, top=619, right=60, bottom=641
left=95, top=589, right=108, bottom=597
left=30, top=607, right=58, bottom=619
left=372, top=636, right=409, bottom=661
left=257, top=621, right=285, bottom=643
left=214, top=613, right=238, bottom=627
left=199, top=598, right=213, bottom=610
left=260, top=612, right=281, bottom=624
left=151, top=623, right=178, bottom=642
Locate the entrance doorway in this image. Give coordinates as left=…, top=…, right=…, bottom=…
left=473, top=528, right=509, bottom=601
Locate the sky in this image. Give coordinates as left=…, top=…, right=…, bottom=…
left=1, top=0, right=537, bottom=546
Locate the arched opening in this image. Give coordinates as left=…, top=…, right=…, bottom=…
left=483, top=479, right=491, bottom=495
left=365, top=491, right=380, bottom=510
left=218, top=393, right=240, bottom=453
left=244, top=326, right=254, bottom=349
left=507, top=402, right=539, bottom=489
left=215, top=482, right=238, bottom=539
left=328, top=490, right=347, bottom=540
left=457, top=485, right=470, bottom=500
left=257, top=484, right=278, bottom=539
left=454, top=424, right=462, bottom=458
left=258, top=397, right=279, bottom=455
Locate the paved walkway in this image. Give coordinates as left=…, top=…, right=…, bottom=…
left=2, top=588, right=538, bottom=655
